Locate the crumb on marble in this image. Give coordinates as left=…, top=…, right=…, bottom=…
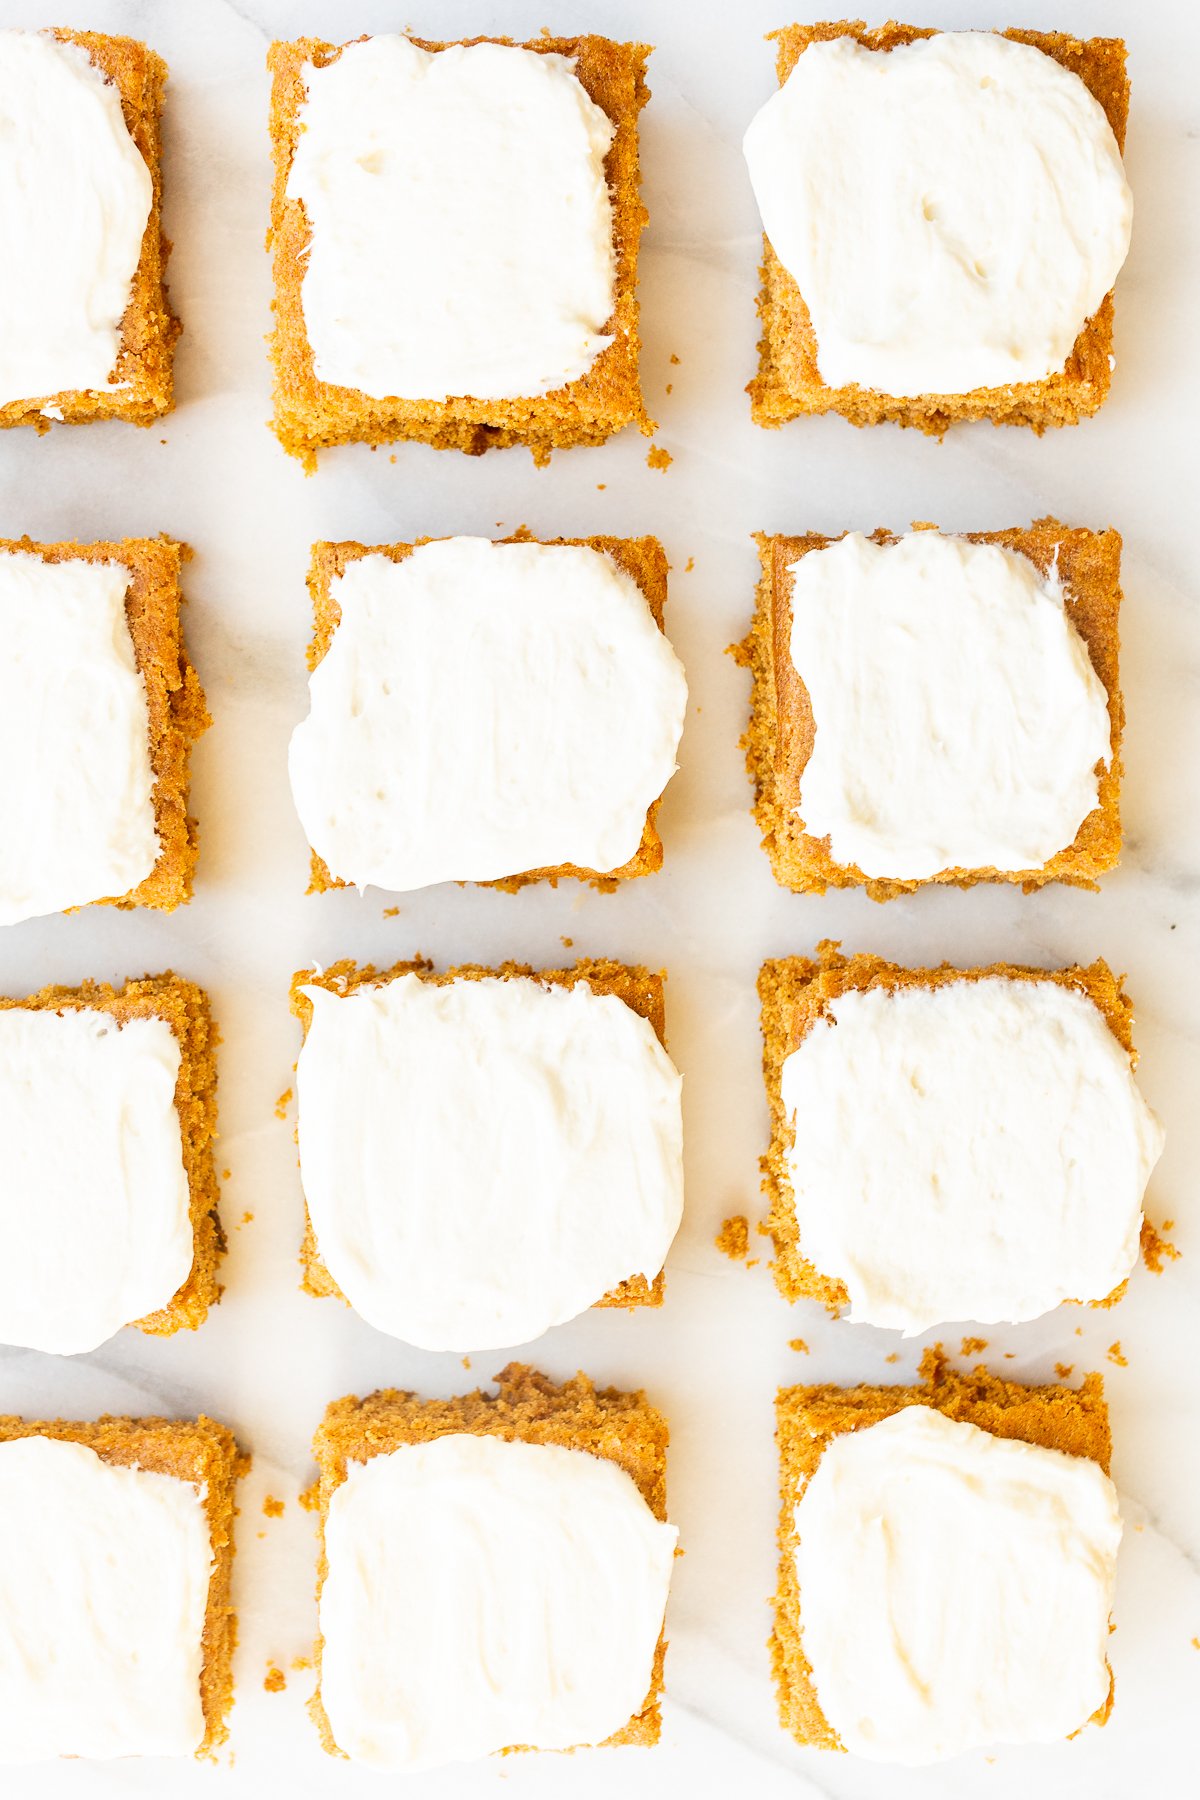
left=670, top=353, right=680, bottom=365
left=262, top=1494, right=285, bottom=1519
left=383, top=905, right=400, bottom=918
left=1107, top=1341, right=1128, bottom=1367
left=274, top=1087, right=292, bottom=1120
left=240, top=1210, right=254, bottom=1227
left=685, top=556, right=695, bottom=573
left=885, top=1352, right=900, bottom=1364
left=960, top=1336, right=989, bottom=1357
left=461, top=1356, right=471, bottom=1370
left=1142, top=1218, right=1181, bottom=1275
left=292, top=1655, right=313, bottom=1672
left=221, top=1167, right=231, bottom=1181
left=715, top=1215, right=750, bottom=1260
left=596, top=483, right=606, bottom=491
left=1055, top=1363, right=1074, bottom=1380
left=646, top=445, right=673, bottom=472
left=264, top=1663, right=286, bottom=1694
left=665, top=382, right=673, bottom=395
left=561, top=936, right=573, bottom=949
left=788, top=1338, right=809, bottom=1354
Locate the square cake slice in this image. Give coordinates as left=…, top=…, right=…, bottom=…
left=267, top=34, right=652, bottom=466
left=0, top=973, right=222, bottom=1353
left=759, top=944, right=1164, bottom=1331
left=309, top=1364, right=675, bottom=1768
left=0, top=30, right=178, bottom=428
left=738, top=520, right=1122, bottom=898
left=291, top=958, right=683, bottom=1351
left=289, top=534, right=685, bottom=896
left=744, top=24, right=1130, bottom=433
left=0, top=537, right=209, bottom=924
left=0, top=1413, right=246, bottom=1760
left=774, top=1355, right=1118, bottom=1759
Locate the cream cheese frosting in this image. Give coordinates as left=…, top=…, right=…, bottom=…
left=0, top=31, right=152, bottom=406
left=0, top=1436, right=211, bottom=1762
left=0, top=1005, right=192, bottom=1354
left=296, top=973, right=684, bottom=1351
left=793, top=1406, right=1121, bottom=1763
left=788, top=532, right=1112, bottom=880
left=287, top=36, right=616, bottom=401
left=319, top=1433, right=677, bottom=1770
left=780, top=975, right=1164, bottom=1334
left=0, top=552, right=160, bottom=926
left=288, top=537, right=687, bottom=892
left=743, top=31, right=1132, bottom=397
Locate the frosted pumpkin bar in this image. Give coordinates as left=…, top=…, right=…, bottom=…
left=267, top=34, right=652, bottom=465
left=0, top=538, right=208, bottom=925
left=0, top=1414, right=245, bottom=1761
left=288, top=534, right=686, bottom=896
left=774, top=1357, right=1119, bottom=1761
left=0, top=973, right=222, bottom=1353
left=291, top=958, right=684, bottom=1352
left=308, top=1366, right=676, bottom=1769
left=759, top=944, right=1163, bottom=1331
left=743, top=24, right=1131, bottom=432
left=737, top=521, right=1122, bottom=898
left=0, top=29, right=178, bottom=429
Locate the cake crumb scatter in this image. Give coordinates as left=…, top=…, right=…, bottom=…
left=1107, top=1341, right=1128, bottom=1367
left=264, top=1664, right=286, bottom=1694
left=961, top=1336, right=988, bottom=1356
left=274, top=1087, right=292, bottom=1119
left=1142, top=1218, right=1181, bottom=1274
left=1055, top=1363, right=1074, bottom=1380
left=263, top=1494, right=285, bottom=1518
left=646, top=445, right=673, bottom=472
left=715, top=1215, right=750, bottom=1260
left=788, top=1338, right=809, bottom=1354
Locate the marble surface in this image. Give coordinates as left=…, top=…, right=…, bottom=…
left=0, top=0, right=1197, bottom=1794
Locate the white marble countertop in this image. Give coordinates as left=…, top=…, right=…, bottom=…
left=0, top=0, right=1197, bottom=1794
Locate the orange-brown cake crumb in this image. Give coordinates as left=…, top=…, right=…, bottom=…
left=264, top=1663, right=287, bottom=1694
left=737, top=520, right=1123, bottom=899
left=262, top=1494, right=285, bottom=1519
left=0, top=1413, right=246, bottom=1754
left=309, top=1364, right=670, bottom=1756
left=0, top=32, right=179, bottom=432
left=748, top=24, right=1128, bottom=437
left=300, top=532, right=673, bottom=895
left=0, top=973, right=222, bottom=1336
left=788, top=1338, right=809, bottom=1355
left=773, top=1356, right=1113, bottom=1751
left=1056, top=1363, right=1075, bottom=1380
left=759, top=942, right=1143, bottom=1312
left=715, top=1215, right=751, bottom=1260
left=1141, top=1219, right=1181, bottom=1275
left=291, top=957, right=672, bottom=1314
left=274, top=1087, right=293, bottom=1120
left=267, top=35, right=653, bottom=468
left=1107, top=1341, right=1128, bottom=1367
left=961, top=1336, right=989, bottom=1358
left=646, top=444, right=673, bottom=471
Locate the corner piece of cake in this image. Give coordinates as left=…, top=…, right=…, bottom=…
left=0, top=973, right=222, bottom=1354
left=309, top=1365, right=676, bottom=1770
left=291, top=959, right=684, bottom=1352
left=0, top=1414, right=246, bottom=1761
left=759, top=943, right=1163, bottom=1331
left=288, top=534, right=686, bottom=896
left=267, top=34, right=653, bottom=466
left=774, top=1355, right=1120, bottom=1761
left=0, top=537, right=209, bottom=925
left=737, top=520, right=1123, bottom=898
left=743, top=24, right=1131, bottom=432
left=0, top=29, right=178, bottom=429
